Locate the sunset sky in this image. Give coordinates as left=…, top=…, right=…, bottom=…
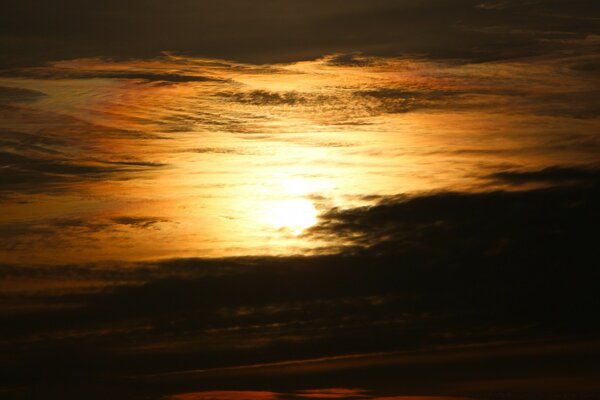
left=1, top=1, right=599, bottom=399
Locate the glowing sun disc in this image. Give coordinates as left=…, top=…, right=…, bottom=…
left=267, top=199, right=318, bottom=234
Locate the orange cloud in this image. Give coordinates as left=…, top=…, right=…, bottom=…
left=296, top=388, right=369, bottom=398
left=372, top=397, right=475, bottom=400
left=165, top=391, right=281, bottom=400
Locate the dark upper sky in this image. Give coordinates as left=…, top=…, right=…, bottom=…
left=1, top=0, right=599, bottom=66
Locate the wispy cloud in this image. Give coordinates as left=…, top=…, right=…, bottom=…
left=295, top=388, right=369, bottom=398
left=165, top=391, right=281, bottom=400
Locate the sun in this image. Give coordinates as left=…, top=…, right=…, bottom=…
left=267, top=199, right=318, bottom=235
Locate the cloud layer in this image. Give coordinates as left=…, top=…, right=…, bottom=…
left=1, top=0, right=599, bottom=66
left=1, top=174, right=600, bottom=398
left=1, top=2, right=599, bottom=397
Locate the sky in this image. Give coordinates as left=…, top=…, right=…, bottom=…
left=1, top=1, right=599, bottom=399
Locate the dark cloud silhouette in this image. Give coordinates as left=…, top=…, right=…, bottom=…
left=326, top=54, right=374, bottom=67
left=0, top=86, right=46, bottom=103
left=111, top=216, right=169, bottom=229
left=0, top=129, right=66, bottom=157
left=1, top=173, right=599, bottom=399
left=1, top=0, right=599, bottom=67
left=355, top=88, right=458, bottom=113
left=217, top=90, right=313, bottom=106
left=525, top=91, right=600, bottom=119
left=0, top=215, right=171, bottom=254
left=2, top=69, right=223, bottom=83
left=485, top=166, right=600, bottom=186
left=101, top=160, right=167, bottom=168
left=0, top=150, right=164, bottom=194
left=570, top=58, right=600, bottom=73
left=190, top=147, right=251, bottom=155
left=76, top=72, right=222, bottom=84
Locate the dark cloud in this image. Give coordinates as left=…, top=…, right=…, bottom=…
left=0, top=152, right=111, bottom=194
left=2, top=69, right=224, bottom=83
left=0, top=114, right=165, bottom=196
left=1, top=173, right=599, bottom=398
left=326, top=54, right=374, bottom=67
left=217, top=90, right=312, bottom=106
left=44, top=216, right=169, bottom=232
left=353, top=85, right=600, bottom=120
left=111, top=216, right=169, bottom=229
left=1, top=151, right=126, bottom=175
left=0, top=86, right=45, bottom=103
left=1, top=0, right=599, bottom=67
left=101, top=160, right=167, bottom=168
left=356, top=89, right=452, bottom=100
left=0, top=129, right=66, bottom=156
left=0, top=150, right=163, bottom=194
left=215, top=90, right=348, bottom=117
left=536, top=92, right=600, bottom=119
left=190, top=147, right=251, bottom=155
left=78, top=72, right=222, bottom=84
left=0, top=215, right=171, bottom=253
left=217, top=86, right=479, bottom=115
left=485, top=165, right=600, bottom=186
left=355, top=88, right=457, bottom=113
left=570, top=59, right=600, bottom=74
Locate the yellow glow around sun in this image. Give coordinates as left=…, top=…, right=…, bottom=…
left=267, top=199, right=318, bottom=235
left=281, top=179, right=311, bottom=195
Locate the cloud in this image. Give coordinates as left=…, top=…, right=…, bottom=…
left=0, top=101, right=165, bottom=197
left=296, top=388, right=369, bottom=398
left=570, top=58, right=600, bottom=73
left=485, top=166, right=600, bottom=186
left=372, top=398, right=473, bottom=400
left=325, top=54, right=374, bottom=67
left=110, top=216, right=169, bottom=229
left=163, top=390, right=471, bottom=400
left=76, top=72, right=222, bottom=84
left=217, top=90, right=313, bottom=106
left=1, top=173, right=599, bottom=398
left=0, top=85, right=45, bottom=103
left=1, top=0, right=599, bottom=66
left=3, top=69, right=224, bottom=84
left=164, top=391, right=281, bottom=400
left=528, top=91, right=600, bottom=119
left=0, top=214, right=171, bottom=257
left=354, top=88, right=457, bottom=113
left=0, top=150, right=164, bottom=194
left=189, top=147, right=253, bottom=155
left=0, top=5, right=599, bottom=394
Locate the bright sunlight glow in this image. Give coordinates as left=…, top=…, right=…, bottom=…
left=267, top=199, right=318, bottom=235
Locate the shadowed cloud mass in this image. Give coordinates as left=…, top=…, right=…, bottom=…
left=1, top=175, right=600, bottom=398
left=1, top=0, right=599, bottom=66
